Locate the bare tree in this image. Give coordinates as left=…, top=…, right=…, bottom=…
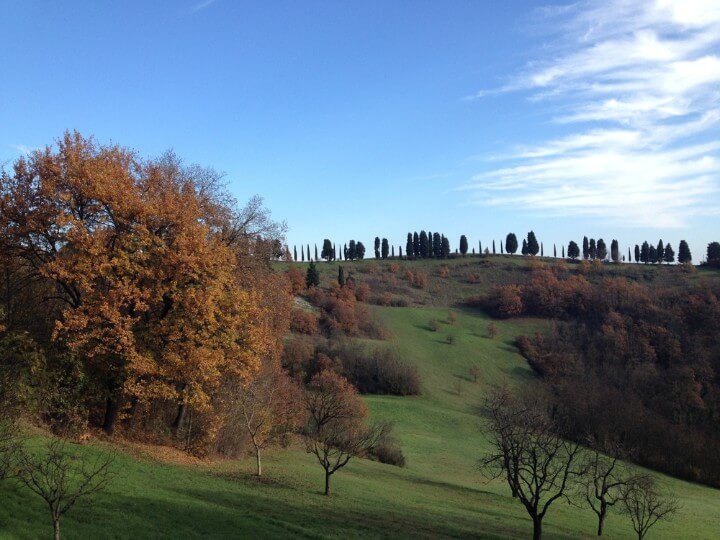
left=480, top=389, right=584, bottom=540
left=303, top=370, right=386, bottom=496
left=574, top=445, right=640, bottom=537
left=622, top=476, right=678, bottom=540
left=0, top=419, right=22, bottom=481
left=19, top=439, right=113, bottom=540
left=235, top=362, right=303, bottom=476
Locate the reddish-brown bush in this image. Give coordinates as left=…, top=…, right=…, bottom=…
left=290, top=309, right=320, bottom=335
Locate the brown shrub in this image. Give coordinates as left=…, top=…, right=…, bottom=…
left=438, top=265, right=450, bottom=278
left=286, top=267, right=305, bottom=295
left=290, top=309, right=319, bottom=335
left=355, top=283, right=370, bottom=302
left=388, top=263, right=400, bottom=274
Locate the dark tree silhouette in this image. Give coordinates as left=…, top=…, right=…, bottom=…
left=413, top=232, right=420, bottom=257
left=441, top=236, right=450, bottom=258
left=381, top=238, right=389, bottom=259
left=611, top=240, right=620, bottom=263
left=460, top=235, right=468, bottom=256
left=356, top=242, right=366, bottom=260
left=641, top=241, right=650, bottom=264
left=338, top=266, right=345, bottom=287
left=707, top=241, right=720, bottom=267
left=596, top=239, right=607, bottom=261
left=568, top=241, right=580, bottom=260
left=622, top=476, right=678, bottom=540
left=321, top=239, right=334, bottom=262
left=306, top=261, right=320, bottom=288
left=589, top=238, right=597, bottom=260
left=527, top=232, right=539, bottom=256
left=678, top=240, right=692, bottom=263
left=583, top=237, right=589, bottom=260
left=634, top=245, right=640, bottom=264
left=406, top=233, right=413, bottom=260
left=374, top=237, right=380, bottom=259
left=480, top=390, right=583, bottom=540
left=506, top=233, right=519, bottom=255
left=656, top=240, right=664, bottom=265
left=419, top=231, right=429, bottom=258
left=522, top=239, right=528, bottom=256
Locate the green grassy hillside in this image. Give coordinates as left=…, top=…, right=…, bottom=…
left=2, top=261, right=720, bottom=538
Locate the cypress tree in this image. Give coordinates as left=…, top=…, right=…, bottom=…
left=610, top=239, right=619, bottom=263
left=419, top=231, right=429, bottom=258
left=500, top=240, right=504, bottom=254
left=391, top=245, right=395, bottom=258
left=678, top=240, right=692, bottom=263
left=589, top=238, right=596, bottom=259
left=301, top=246, right=305, bottom=262
left=492, top=240, right=496, bottom=254
left=649, top=245, right=658, bottom=264
left=460, top=235, right=468, bottom=256
left=596, top=239, right=607, bottom=260
left=433, top=232, right=442, bottom=258
left=562, top=245, right=566, bottom=258
left=381, top=238, right=389, bottom=259
left=441, top=236, right=450, bottom=258
left=306, top=261, right=319, bottom=288
left=664, top=243, right=675, bottom=264
left=344, top=244, right=348, bottom=260
left=338, top=266, right=345, bottom=286
left=553, top=244, right=557, bottom=258
left=374, top=237, right=381, bottom=259
left=293, top=245, right=297, bottom=262
left=634, top=245, right=640, bottom=263
left=406, top=233, right=413, bottom=260
left=583, top=236, right=589, bottom=259
left=428, top=231, right=434, bottom=257
left=656, top=240, right=664, bottom=264
left=348, top=240, right=357, bottom=260
left=641, top=241, right=650, bottom=264
left=307, top=244, right=311, bottom=262
left=527, top=231, right=539, bottom=256
left=540, top=242, right=544, bottom=257
left=521, top=239, right=528, bottom=255
left=479, top=241, right=482, bottom=254
left=356, top=241, right=366, bottom=260
left=413, top=232, right=420, bottom=257
left=505, top=233, right=518, bottom=254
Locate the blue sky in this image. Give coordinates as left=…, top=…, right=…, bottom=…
left=2, top=0, right=719, bottom=261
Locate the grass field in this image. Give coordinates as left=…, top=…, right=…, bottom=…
left=2, top=262, right=720, bottom=538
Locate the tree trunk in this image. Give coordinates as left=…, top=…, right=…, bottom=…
left=255, top=446, right=262, bottom=477
left=532, top=517, right=542, bottom=540
left=597, top=513, right=606, bottom=536
left=324, top=470, right=331, bottom=496
left=171, top=402, right=186, bottom=435
left=102, top=397, right=119, bottom=436
left=53, top=518, right=61, bottom=540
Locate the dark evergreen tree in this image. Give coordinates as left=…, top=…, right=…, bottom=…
left=306, top=261, right=319, bottom=288
left=553, top=244, right=557, bottom=258
left=492, top=240, right=496, bottom=254
left=649, top=245, right=659, bottom=264
left=540, top=242, right=544, bottom=257
left=589, top=238, right=597, bottom=259
left=610, top=239, right=619, bottom=263
left=521, top=239, right=528, bottom=255
left=583, top=236, right=589, bottom=259
left=678, top=240, right=692, bottom=263
left=527, top=231, right=539, bottom=256
left=419, top=231, right=429, bottom=258
left=479, top=241, right=483, bottom=254
left=338, top=266, right=345, bottom=287
left=706, top=241, right=720, bottom=267
left=399, top=246, right=403, bottom=258
left=301, top=246, right=305, bottom=262
left=506, top=233, right=518, bottom=254
left=356, top=241, right=366, bottom=260
left=374, top=237, right=380, bottom=259
left=567, top=241, right=579, bottom=260
left=562, top=245, right=566, bottom=258
left=441, top=236, right=450, bottom=258
left=460, top=235, right=468, bottom=256
left=433, top=232, right=442, bottom=258
left=500, top=240, right=504, bottom=254
left=343, top=244, right=348, bottom=260
left=641, top=241, right=650, bottom=264
left=391, top=245, right=395, bottom=258
left=293, top=245, right=298, bottom=262
left=406, top=233, right=413, bottom=260
left=413, top=232, right=420, bottom=257
left=321, top=239, right=333, bottom=262
left=656, top=240, right=664, bottom=264
left=596, top=239, right=607, bottom=261
left=634, top=245, right=640, bottom=263
left=381, top=238, right=389, bottom=259
left=307, top=244, right=311, bottom=262
left=664, top=243, right=675, bottom=264
left=628, top=247, right=631, bottom=263
left=348, top=240, right=357, bottom=260
left=315, top=244, right=318, bottom=261
left=428, top=231, right=434, bottom=257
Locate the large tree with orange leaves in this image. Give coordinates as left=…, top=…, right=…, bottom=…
left=0, top=132, right=287, bottom=437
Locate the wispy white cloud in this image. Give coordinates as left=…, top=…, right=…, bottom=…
left=191, top=0, right=217, bottom=14
left=466, top=0, right=720, bottom=228
left=10, top=144, right=39, bottom=155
